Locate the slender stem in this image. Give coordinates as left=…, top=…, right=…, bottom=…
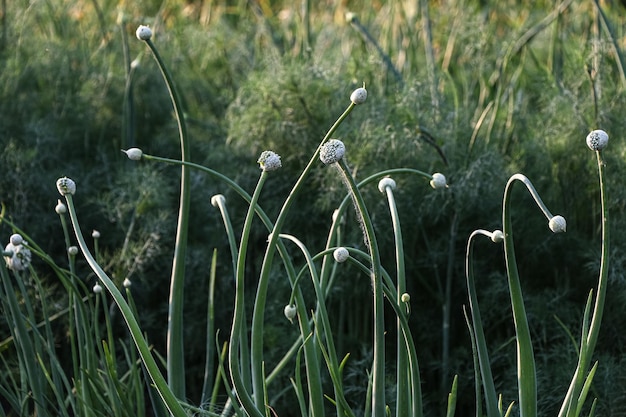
left=143, top=37, right=191, bottom=399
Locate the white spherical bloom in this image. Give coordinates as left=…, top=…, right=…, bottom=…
left=135, top=25, right=152, bottom=41
left=55, top=200, right=67, bottom=214
left=320, top=139, right=346, bottom=165
left=56, top=177, right=76, bottom=196
left=283, top=304, right=297, bottom=323
left=401, top=293, right=411, bottom=303
left=586, top=130, right=609, bottom=151
left=257, top=151, right=282, bottom=172
left=491, top=230, right=504, bottom=243
left=9, top=234, right=23, bottom=246
left=549, top=215, right=567, bottom=233
left=377, top=177, right=396, bottom=193
left=429, top=173, right=447, bottom=189
left=4, top=242, right=32, bottom=271
left=92, top=230, right=101, bottom=239
left=333, top=247, right=349, bottom=263
left=350, top=87, right=367, bottom=105
left=123, top=278, right=132, bottom=288
left=211, top=194, right=226, bottom=207
left=123, top=148, right=143, bottom=161
left=67, top=246, right=79, bottom=256
left=93, top=283, right=103, bottom=294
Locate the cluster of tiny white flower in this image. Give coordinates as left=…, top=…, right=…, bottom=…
left=4, top=234, right=32, bottom=271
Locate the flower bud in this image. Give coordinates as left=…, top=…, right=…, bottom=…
left=92, top=230, right=101, bottom=239
left=4, top=242, right=32, bottom=271
left=320, top=139, right=345, bottom=165
left=123, top=278, right=132, bottom=288
left=333, top=247, right=349, bottom=263
left=9, top=234, right=23, bottom=246
left=548, top=215, right=567, bottom=233
left=491, top=230, right=504, bottom=243
left=211, top=194, right=226, bottom=207
left=56, top=177, right=76, bottom=196
left=377, top=177, right=396, bottom=193
left=67, top=246, right=79, bottom=256
left=429, top=173, right=447, bottom=189
left=257, top=151, right=282, bottom=172
left=586, top=130, right=608, bottom=151
left=350, top=86, right=367, bottom=105
left=136, top=25, right=152, bottom=41
left=284, top=304, right=297, bottom=323
left=123, top=148, right=143, bottom=161
left=93, top=283, right=103, bottom=294
left=401, top=293, right=411, bottom=303
left=55, top=200, right=67, bottom=214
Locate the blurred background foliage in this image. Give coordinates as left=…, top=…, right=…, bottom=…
left=2, top=0, right=626, bottom=415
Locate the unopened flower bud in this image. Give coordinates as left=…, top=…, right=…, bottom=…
left=350, top=86, right=367, bottom=105
left=377, top=177, right=396, bottom=193
left=123, top=148, right=143, bottom=161
left=136, top=25, right=152, bottom=41
left=92, top=230, right=101, bottom=239
left=491, top=230, right=504, bottom=243
left=284, top=304, right=297, bottom=323
left=320, top=139, right=345, bottom=165
left=211, top=194, right=226, bottom=207
left=257, top=151, right=282, bottom=172
left=55, top=200, right=67, bottom=214
left=401, top=293, right=411, bottom=303
left=67, top=246, right=79, bottom=256
left=123, top=278, right=132, bottom=288
left=4, top=242, right=32, bottom=271
left=93, top=283, right=103, bottom=294
left=549, top=215, right=567, bottom=233
left=56, top=177, right=76, bottom=196
left=333, top=247, right=349, bottom=263
left=429, top=173, right=447, bottom=189
left=586, top=130, right=608, bottom=151
left=9, top=234, right=23, bottom=246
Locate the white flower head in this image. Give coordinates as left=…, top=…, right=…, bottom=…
left=257, top=151, right=282, bottom=172
left=320, top=139, right=346, bottom=165
left=430, top=173, right=447, bottom=189
left=283, top=304, right=297, bottom=323
left=123, top=148, right=143, bottom=161
left=491, top=230, right=504, bottom=243
left=92, top=230, right=101, bottom=239
left=549, top=215, right=567, bottom=233
left=55, top=200, right=67, bottom=214
left=136, top=25, right=152, bottom=41
left=377, top=177, right=396, bottom=193
left=350, top=86, right=367, bottom=105
left=123, top=278, right=132, bottom=288
left=4, top=242, right=32, bottom=271
left=67, top=246, right=79, bottom=256
left=56, top=177, right=76, bottom=196
left=586, top=130, right=609, bottom=151
left=333, top=247, right=350, bottom=263
left=93, top=283, right=103, bottom=294
left=9, top=234, right=23, bottom=246
left=401, top=293, right=411, bottom=303
left=211, top=194, right=226, bottom=207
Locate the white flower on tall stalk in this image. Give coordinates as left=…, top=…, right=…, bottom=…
left=350, top=86, right=368, bottom=105
left=123, top=148, right=143, bottom=161
left=4, top=240, right=32, bottom=271
left=93, top=283, right=103, bottom=294
left=333, top=247, right=349, bottom=263
left=257, top=151, right=282, bottom=172
left=320, top=139, right=345, bottom=165
left=548, top=215, right=567, bottom=233
left=92, top=230, right=101, bottom=239
left=56, top=177, right=76, bottom=196
left=586, top=129, right=609, bottom=151
left=67, top=246, right=79, bottom=256
left=123, top=278, right=132, bottom=288
left=283, top=304, right=297, bottom=323
left=429, top=173, right=447, bottom=189
left=55, top=200, right=67, bottom=214
left=377, top=177, right=396, bottom=193
left=136, top=25, right=152, bottom=41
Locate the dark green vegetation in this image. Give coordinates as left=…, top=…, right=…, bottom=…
left=2, top=0, right=626, bottom=415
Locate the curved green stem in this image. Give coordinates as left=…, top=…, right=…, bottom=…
left=143, top=37, right=191, bottom=399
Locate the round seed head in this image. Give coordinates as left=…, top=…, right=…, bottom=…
left=586, top=130, right=608, bottom=151
left=257, top=151, right=282, bottom=172
left=549, top=215, right=567, bottom=233
left=56, top=177, right=76, bottom=196
left=429, top=173, right=447, bottom=189
left=123, top=148, right=143, bottom=161
left=320, top=139, right=345, bottom=165
left=283, top=304, right=297, bottom=323
left=377, top=177, right=396, bottom=193
left=350, top=87, right=368, bottom=105
left=136, top=25, right=152, bottom=41
left=333, top=247, right=349, bottom=263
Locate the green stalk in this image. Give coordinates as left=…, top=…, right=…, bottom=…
left=335, top=159, right=385, bottom=417
left=465, top=230, right=501, bottom=417
left=142, top=36, right=191, bottom=399
left=63, top=193, right=188, bottom=417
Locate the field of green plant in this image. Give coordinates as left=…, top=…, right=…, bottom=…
left=2, top=0, right=626, bottom=416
